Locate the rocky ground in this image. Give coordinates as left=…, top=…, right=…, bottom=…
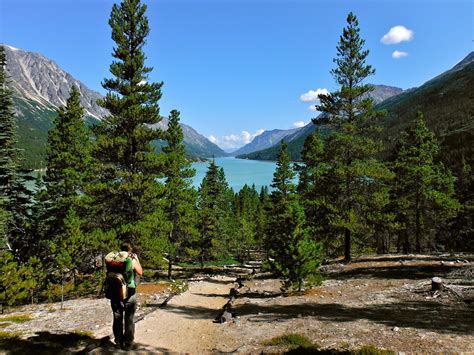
left=1, top=255, right=473, bottom=354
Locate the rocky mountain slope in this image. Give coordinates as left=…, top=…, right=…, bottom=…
left=231, top=128, right=301, bottom=156
left=4, top=44, right=226, bottom=169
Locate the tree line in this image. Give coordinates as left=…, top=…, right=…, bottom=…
left=1, top=1, right=472, bottom=305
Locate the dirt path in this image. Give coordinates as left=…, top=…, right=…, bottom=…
left=131, top=276, right=236, bottom=353
left=2, top=257, right=473, bottom=353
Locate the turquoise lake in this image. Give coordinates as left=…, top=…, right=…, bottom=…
left=192, top=157, right=277, bottom=191
left=28, top=157, right=278, bottom=192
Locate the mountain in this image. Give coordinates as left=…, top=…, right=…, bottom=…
left=231, top=128, right=301, bottom=156
left=236, top=84, right=403, bottom=161
left=149, top=118, right=227, bottom=159
left=4, top=44, right=226, bottom=169
left=377, top=52, right=474, bottom=171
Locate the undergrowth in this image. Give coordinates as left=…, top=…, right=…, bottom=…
left=0, top=313, right=33, bottom=323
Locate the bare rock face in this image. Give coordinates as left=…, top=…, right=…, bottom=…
left=4, top=44, right=108, bottom=120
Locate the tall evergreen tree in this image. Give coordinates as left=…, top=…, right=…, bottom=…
left=0, top=46, right=14, bottom=248
left=162, top=110, right=198, bottom=278
left=256, top=185, right=270, bottom=251
left=392, top=112, right=459, bottom=252
left=0, top=45, right=35, bottom=257
left=234, top=184, right=260, bottom=262
left=449, top=159, right=474, bottom=251
left=0, top=45, right=17, bottom=203
left=89, top=0, right=166, bottom=252
left=197, top=160, right=233, bottom=263
left=267, top=141, right=322, bottom=291
left=297, top=131, right=336, bottom=255
left=315, top=12, right=392, bottom=261
left=41, top=85, right=93, bottom=273
left=0, top=45, right=17, bottom=249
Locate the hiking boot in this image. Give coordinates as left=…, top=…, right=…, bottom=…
left=122, top=342, right=135, bottom=351
left=113, top=340, right=123, bottom=349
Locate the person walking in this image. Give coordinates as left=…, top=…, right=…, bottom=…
left=111, top=241, right=143, bottom=350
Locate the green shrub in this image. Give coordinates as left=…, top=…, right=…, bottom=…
left=0, top=252, right=37, bottom=307
left=41, top=281, right=74, bottom=302
left=169, top=280, right=189, bottom=295
left=264, top=333, right=316, bottom=349
left=73, top=329, right=94, bottom=338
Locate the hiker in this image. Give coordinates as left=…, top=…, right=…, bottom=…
left=110, top=241, right=143, bottom=350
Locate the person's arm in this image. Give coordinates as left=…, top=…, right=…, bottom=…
left=132, top=254, right=143, bottom=276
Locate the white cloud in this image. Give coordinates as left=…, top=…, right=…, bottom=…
left=381, top=26, right=414, bottom=45
left=208, top=129, right=264, bottom=149
left=293, top=121, right=306, bottom=128
left=392, top=50, right=408, bottom=59
left=300, top=88, right=329, bottom=102
left=308, top=105, right=318, bottom=112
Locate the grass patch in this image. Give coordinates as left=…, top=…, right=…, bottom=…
left=73, top=329, right=94, bottom=338
left=0, top=313, right=33, bottom=323
left=264, top=333, right=316, bottom=349
left=0, top=330, right=22, bottom=340
left=0, top=323, right=11, bottom=329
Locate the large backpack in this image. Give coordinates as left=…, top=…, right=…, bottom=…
left=104, top=251, right=130, bottom=301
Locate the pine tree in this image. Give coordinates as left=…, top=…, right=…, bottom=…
left=449, top=159, right=474, bottom=251
left=162, top=110, right=198, bottom=278
left=0, top=45, right=17, bottom=249
left=256, top=185, right=270, bottom=251
left=314, top=12, right=392, bottom=261
left=0, top=45, right=17, bottom=203
left=41, top=85, right=93, bottom=273
left=297, top=131, right=336, bottom=255
left=44, top=86, right=91, bottom=204
left=267, top=141, right=322, bottom=291
left=392, top=112, right=459, bottom=252
left=0, top=45, right=35, bottom=257
left=89, top=0, right=166, bottom=252
left=266, top=141, right=296, bottom=250
left=197, top=160, right=233, bottom=263
left=234, top=184, right=260, bottom=262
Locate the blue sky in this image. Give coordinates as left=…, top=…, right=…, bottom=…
left=1, top=0, right=472, bottom=150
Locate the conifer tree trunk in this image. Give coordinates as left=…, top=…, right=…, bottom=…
left=344, top=229, right=351, bottom=262
left=415, top=189, right=421, bottom=253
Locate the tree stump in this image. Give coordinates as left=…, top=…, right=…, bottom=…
left=432, top=277, right=443, bottom=291
left=220, top=310, right=233, bottom=323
